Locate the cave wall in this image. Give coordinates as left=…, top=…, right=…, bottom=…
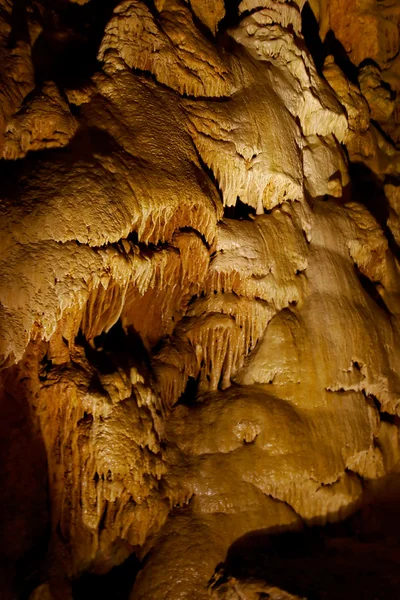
left=1, top=0, right=400, bottom=598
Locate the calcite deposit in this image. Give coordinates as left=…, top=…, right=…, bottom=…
left=1, top=0, right=400, bottom=599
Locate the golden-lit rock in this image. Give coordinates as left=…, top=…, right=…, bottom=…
left=98, top=0, right=233, bottom=97
left=230, top=8, right=347, bottom=140
left=386, top=183, right=400, bottom=247
left=37, top=340, right=169, bottom=576
left=0, top=0, right=35, bottom=152
left=359, top=63, right=395, bottom=124
left=310, top=0, right=400, bottom=67
left=2, top=82, right=78, bottom=159
left=187, top=0, right=225, bottom=35
left=1, top=0, right=400, bottom=598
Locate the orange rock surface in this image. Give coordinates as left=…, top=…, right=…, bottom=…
left=1, top=1, right=400, bottom=599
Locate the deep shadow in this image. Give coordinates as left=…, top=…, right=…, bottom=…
left=354, top=264, right=392, bottom=316
left=222, top=531, right=400, bottom=598
left=224, top=197, right=256, bottom=220
left=216, top=479, right=400, bottom=599
left=175, top=375, right=199, bottom=407
left=0, top=344, right=50, bottom=600
left=78, top=320, right=153, bottom=376
left=31, top=0, right=118, bottom=87
left=349, top=162, right=400, bottom=260
left=323, top=30, right=359, bottom=84
left=219, top=0, right=242, bottom=32
left=72, top=552, right=140, bottom=600
left=301, top=2, right=326, bottom=73
left=7, top=0, right=30, bottom=48
left=300, top=3, right=359, bottom=83
left=349, top=164, right=387, bottom=223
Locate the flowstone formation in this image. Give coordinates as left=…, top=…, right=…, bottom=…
left=1, top=0, right=400, bottom=598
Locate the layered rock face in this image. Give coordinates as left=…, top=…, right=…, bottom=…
left=1, top=0, right=400, bottom=598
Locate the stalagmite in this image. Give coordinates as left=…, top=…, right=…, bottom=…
left=1, top=1, right=400, bottom=599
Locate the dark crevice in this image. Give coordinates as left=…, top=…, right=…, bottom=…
left=125, top=230, right=170, bottom=254
left=191, top=142, right=224, bottom=205
left=13, top=525, right=51, bottom=600
left=175, top=375, right=200, bottom=407
left=77, top=411, right=93, bottom=427
left=151, top=335, right=170, bottom=357
left=224, top=197, right=256, bottom=220
left=86, top=125, right=125, bottom=159
left=129, top=64, right=186, bottom=96
left=7, top=0, right=30, bottom=48
left=146, top=0, right=216, bottom=43
left=323, top=30, right=359, bottom=84
left=98, top=501, right=108, bottom=533
left=354, top=265, right=392, bottom=316
left=349, top=162, right=400, bottom=260
left=72, top=551, right=140, bottom=600
left=126, top=226, right=211, bottom=253
left=242, top=437, right=256, bottom=445
left=176, top=226, right=211, bottom=251
left=76, top=320, right=152, bottom=375
left=366, top=392, right=399, bottom=426
left=88, top=373, right=106, bottom=395
left=141, top=0, right=161, bottom=20
left=31, top=0, right=119, bottom=88
left=381, top=411, right=400, bottom=426
left=367, top=390, right=384, bottom=416
left=302, top=3, right=359, bottom=83
left=219, top=0, right=242, bottom=32
left=38, top=354, right=53, bottom=381
left=301, top=2, right=326, bottom=73
left=0, top=123, right=116, bottom=171
left=370, top=116, right=398, bottom=148
left=358, top=58, right=395, bottom=97
left=349, top=165, right=387, bottom=221
left=385, top=174, right=400, bottom=188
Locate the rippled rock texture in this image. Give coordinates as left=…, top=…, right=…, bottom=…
left=1, top=1, right=400, bottom=598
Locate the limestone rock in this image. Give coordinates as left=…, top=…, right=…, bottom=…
left=385, top=183, right=400, bottom=247
left=323, top=55, right=370, bottom=134
left=230, top=9, right=347, bottom=141
left=186, top=0, right=225, bottom=35
left=98, top=0, right=233, bottom=97
left=0, top=0, right=35, bottom=153
left=359, top=63, right=395, bottom=124
left=2, top=82, right=78, bottom=159
left=1, top=0, right=400, bottom=598
left=209, top=573, right=305, bottom=600
left=309, top=0, right=400, bottom=68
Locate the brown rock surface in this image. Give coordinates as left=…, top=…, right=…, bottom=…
left=1, top=1, right=400, bottom=599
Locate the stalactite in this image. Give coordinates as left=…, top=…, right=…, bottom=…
left=1, top=0, right=400, bottom=598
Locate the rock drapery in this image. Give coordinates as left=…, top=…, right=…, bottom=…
left=1, top=0, right=400, bottom=598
